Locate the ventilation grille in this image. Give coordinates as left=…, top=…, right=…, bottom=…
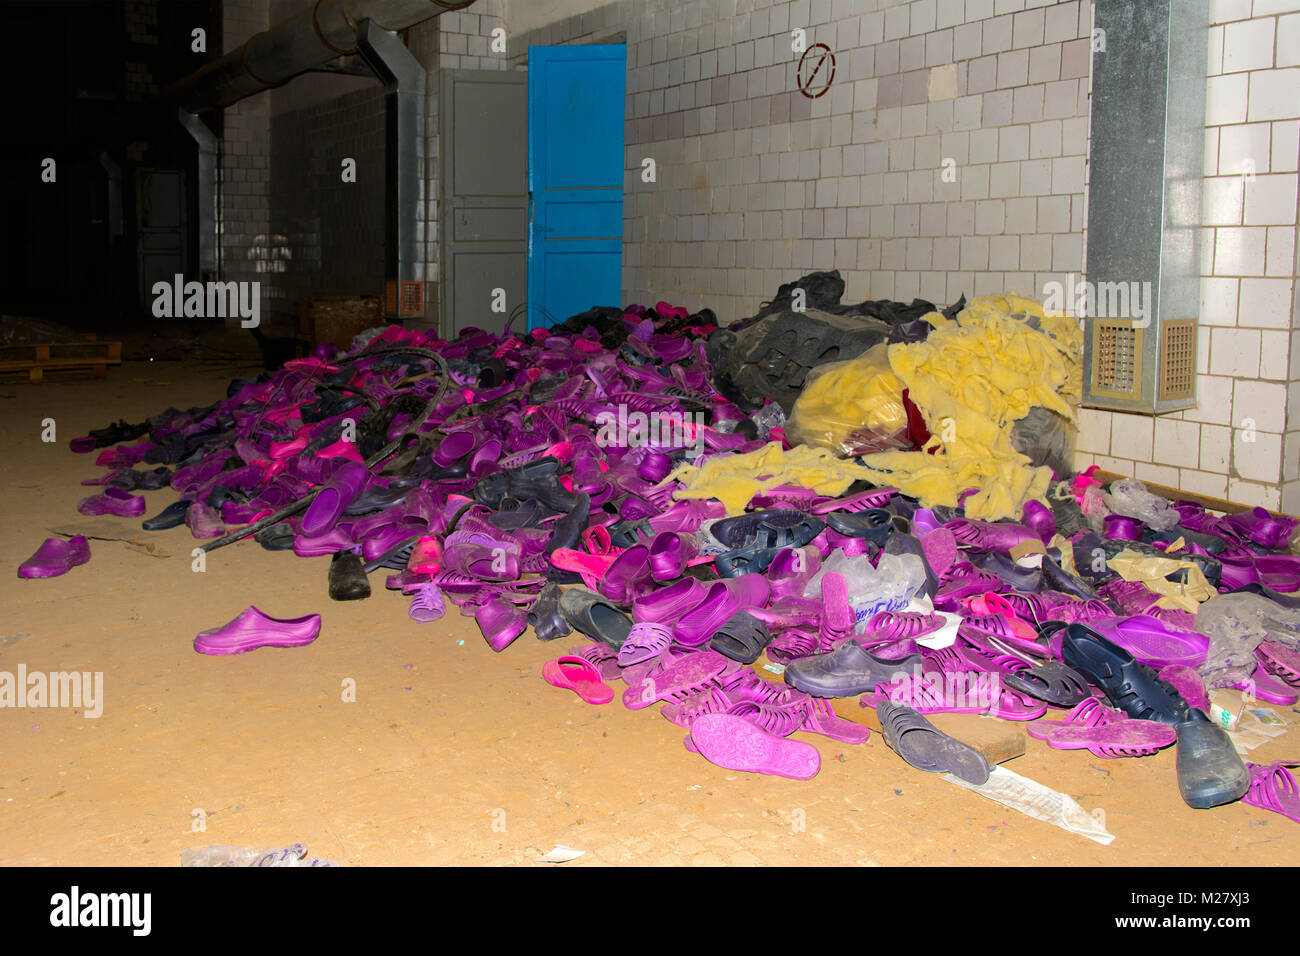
left=1091, top=320, right=1142, bottom=398
left=1159, top=318, right=1196, bottom=402
left=385, top=280, right=424, bottom=317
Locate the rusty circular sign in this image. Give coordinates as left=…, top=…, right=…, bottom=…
left=797, top=43, right=835, bottom=99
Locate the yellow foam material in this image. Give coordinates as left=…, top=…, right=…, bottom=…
left=840, top=293, right=1083, bottom=521
left=665, top=441, right=877, bottom=516
left=788, top=343, right=909, bottom=448
left=1107, top=549, right=1215, bottom=612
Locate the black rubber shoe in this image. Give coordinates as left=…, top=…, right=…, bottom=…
left=328, top=551, right=371, bottom=601
left=142, top=499, right=190, bottom=531
left=1060, top=624, right=1190, bottom=726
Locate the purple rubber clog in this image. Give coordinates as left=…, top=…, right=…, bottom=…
left=194, top=606, right=322, bottom=655
left=77, top=486, right=147, bottom=518
left=18, top=536, right=91, bottom=579
left=299, top=461, right=369, bottom=538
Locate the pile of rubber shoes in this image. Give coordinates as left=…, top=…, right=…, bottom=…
left=16, top=301, right=1300, bottom=826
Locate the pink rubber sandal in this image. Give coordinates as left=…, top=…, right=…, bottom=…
left=799, top=696, right=871, bottom=743
left=686, top=713, right=821, bottom=779
left=1027, top=697, right=1177, bottom=758
left=543, top=656, right=615, bottom=705
left=568, top=643, right=622, bottom=682
left=862, top=611, right=945, bottom=642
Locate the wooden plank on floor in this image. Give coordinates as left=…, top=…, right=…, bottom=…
left=0, top=340, right=123, bottom=383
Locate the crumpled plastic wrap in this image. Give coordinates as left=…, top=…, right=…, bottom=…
left=1194, top=592, right=1300, bottom=689
left=1106, top=549, right=1215, bottom=612
left=1008, top=405, right=1076, bottom=479
left=802, top=550, right=927, bottom=630
left=1103, top=478, right=1181, bottom=532
left=751, top=401, right=787, bottom=442
left=181, top=843, right=339, bottom=867
left=785, top=343, right=912, bottom=457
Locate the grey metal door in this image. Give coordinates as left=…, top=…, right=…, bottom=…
left=439, top=70, right=528, bottom=337
left=136, top=168, right=188, bottom=309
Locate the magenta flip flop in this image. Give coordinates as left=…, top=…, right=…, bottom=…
left=543, top=656, right=615, bottom=705
left=1088, top=614, right=1210, bottom=669
left=1242, top=761, right=1300, bottom=824
left=18, top=536, right=91, bottom=579
left=686, top=713, right=821, bottom=780
left=194, top=606, right=321, bottom=655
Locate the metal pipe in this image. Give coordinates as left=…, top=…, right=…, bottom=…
left=162, top=0, right=471, bottom=111
left=356, top=18, right=425, bottom=316
left=178, top=109, right=220, bottom=277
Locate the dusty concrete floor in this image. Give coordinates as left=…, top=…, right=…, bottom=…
left=1, top=360, right=1298, bottom=867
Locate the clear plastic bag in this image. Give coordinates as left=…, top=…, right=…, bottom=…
left=181, top=843, right=339, bottom=867
left=803, top=550, right=927, bottom=630
left=786, top=343, right=912, bottom=457
left=1103, top=478, right=1181, bottom=532
left=1194, top=592, right=1300, bottom=689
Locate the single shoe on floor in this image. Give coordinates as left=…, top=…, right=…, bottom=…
left=877, top=699, right=990, bottom=784
left=194, top=606, right=322, bottom=655
left=18, top=535, right=91, bottom=579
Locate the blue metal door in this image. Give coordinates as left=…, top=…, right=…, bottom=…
left=527, top=44, right=626, bottom=329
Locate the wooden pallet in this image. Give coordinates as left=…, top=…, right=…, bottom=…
left=0, top=337, right=122, bottom=382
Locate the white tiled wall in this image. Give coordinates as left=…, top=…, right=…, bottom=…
left=1074, top=1, right=1300, bottom=510
left=221, top=0, right=1300, bottom=508
left=506, top=0, right=1300, bottom=510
